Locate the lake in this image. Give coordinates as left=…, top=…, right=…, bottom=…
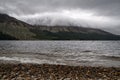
left=0, top=41, right=120, bottom=67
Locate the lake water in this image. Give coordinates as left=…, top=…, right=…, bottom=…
left=0, top=41, right=120, bottom=67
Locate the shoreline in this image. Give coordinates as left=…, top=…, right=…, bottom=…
left=0, top=63, right=120, bottom=80
left=0, top=52, right=120, bottom=68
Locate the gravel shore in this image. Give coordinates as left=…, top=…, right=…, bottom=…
left=0, top=63, right=120, bottom=80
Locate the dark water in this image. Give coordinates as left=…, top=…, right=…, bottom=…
left=0, top=41, right=120, bottom=67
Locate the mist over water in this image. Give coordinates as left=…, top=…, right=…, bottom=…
left=0, top=41, right=120, bottom=67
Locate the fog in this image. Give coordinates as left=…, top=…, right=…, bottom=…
left=0, top=0, right=120, bottom=34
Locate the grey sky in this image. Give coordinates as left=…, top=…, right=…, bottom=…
left=0, top=0, right=120, bottom=34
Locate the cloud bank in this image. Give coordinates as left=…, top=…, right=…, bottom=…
left=0, top=0, right=120, bottom=34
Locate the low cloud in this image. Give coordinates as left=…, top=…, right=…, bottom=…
left=0, top=0, right=120, bottom=34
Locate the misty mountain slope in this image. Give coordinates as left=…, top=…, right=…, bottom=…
left=34, top=26, right=112, bottom=35
left=0, top=14, right=36, bottom=40
left=0, top=13, right=120, bottom=40
left=31, top=25, right=120, bottom=40
left=24, top=16, right=80, bottom=26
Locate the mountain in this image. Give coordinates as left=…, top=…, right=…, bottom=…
left=0, top=14, right=35, bottom=40
left=0, top=13, right=120, bottom=40
left=31, top=25, right=120, bottom=40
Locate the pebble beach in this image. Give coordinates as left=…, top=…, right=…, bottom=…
left=0, top=63, right=120, bottom=80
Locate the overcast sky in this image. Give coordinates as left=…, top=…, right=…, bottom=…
left=0, top=0, right=120, bottom=34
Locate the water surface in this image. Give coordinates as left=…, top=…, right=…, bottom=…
left=0, top=41, right=120, bottom=67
